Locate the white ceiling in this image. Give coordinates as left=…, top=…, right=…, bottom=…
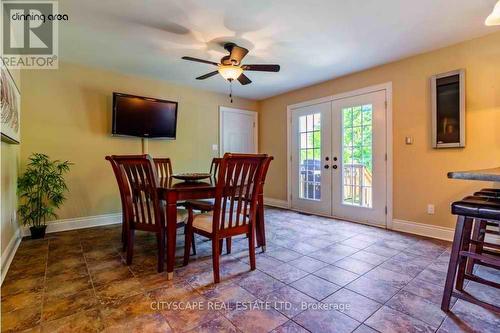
left=60, top=0, right=500, bottom=100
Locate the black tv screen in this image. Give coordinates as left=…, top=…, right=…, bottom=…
left=112, top=92, right=178, bottom=139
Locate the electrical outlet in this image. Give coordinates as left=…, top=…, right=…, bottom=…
left=212, top=144, right=218, bottom=152
left=427, top=204, right=435, bottom=215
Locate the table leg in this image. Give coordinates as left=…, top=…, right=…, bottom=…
left=166, top=196, right=178, bottom=280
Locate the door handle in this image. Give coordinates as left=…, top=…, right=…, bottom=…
left=324, top=165, right=330, bottom=169
left=332, top=165, right=338, bottom=170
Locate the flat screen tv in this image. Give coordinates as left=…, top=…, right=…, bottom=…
left=112, top=92, right=178, bottom=139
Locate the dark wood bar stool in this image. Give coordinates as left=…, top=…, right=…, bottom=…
left=465, top=191, right=500, bottom=275
left=441, top=195, right=500, bottom=313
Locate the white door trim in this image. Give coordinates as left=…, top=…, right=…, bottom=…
left=219, top=106, right=258, bottom=156
left=286, top=82, right=393, bottom=228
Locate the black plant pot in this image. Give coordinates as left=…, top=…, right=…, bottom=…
left=30, top=226, right=47, bottom=239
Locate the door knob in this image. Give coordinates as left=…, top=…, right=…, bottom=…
left=324, top=165, right=330, bottom=169
left=332, top=165, right=338, bottom=169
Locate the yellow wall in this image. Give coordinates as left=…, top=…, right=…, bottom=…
left=258, top=31, right=500, bottom=228
left=20, top=62, right=257, bottom=220
left=1, top=69, right=21, bottom=257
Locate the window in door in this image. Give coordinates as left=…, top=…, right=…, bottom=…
left=342, top=105, right=373, bottom=208
left=299, top=113, right=321, bottom=200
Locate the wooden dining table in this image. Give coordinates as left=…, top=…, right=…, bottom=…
left=157, top=176, right=267, bottom=280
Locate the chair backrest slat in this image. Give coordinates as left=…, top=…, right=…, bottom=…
left=154, top=158, right=173, bottom=183
left=209, top=158, right=222, bottom=178
left=213, top=153, right=267, bottom=233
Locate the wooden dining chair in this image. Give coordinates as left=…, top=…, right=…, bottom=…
left=185, top=156, right=273, bottom=255
left=184, top=157, right=222, bottom=212
left=110, top=155, right=166, bottom=272
left=153, top=158, right=173, bottom=183
left=107, top=156, right=189, bottom=253
left=105, top=156, right=129, bottom=251
left=183, top=153, right=268, bottom=283
left=108, top=154, right=189, bottom=272
left=209, top=157, right=222, bottom=177
left=153, top=157, right=196, bottom=255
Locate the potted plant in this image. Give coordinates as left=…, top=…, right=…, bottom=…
left=18, top=153, right=72, bottom=239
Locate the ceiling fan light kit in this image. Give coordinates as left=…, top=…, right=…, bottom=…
left=485, top=0, right=500, bottom=26
left=218, top=65, right=243, bottom=81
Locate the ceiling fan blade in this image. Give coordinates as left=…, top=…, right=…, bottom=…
left=237, top=73, right=252, bottom=85
left=229, top=45, right=249, bottom=64
left=196, top=71, right=219, bottom=80
left=242, top=64, right=280, bottom=72
left=182, top=56, right=218, bottom=66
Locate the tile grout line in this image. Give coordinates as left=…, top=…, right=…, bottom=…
left=79, top=234, right=104, bottom=332
left=39, top=238, right=50, bottom=329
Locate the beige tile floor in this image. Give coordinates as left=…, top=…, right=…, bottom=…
left=1, top=207, right=499, bottom=332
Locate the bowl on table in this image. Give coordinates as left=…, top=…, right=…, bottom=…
left=172, top=173, right=211, bottom=182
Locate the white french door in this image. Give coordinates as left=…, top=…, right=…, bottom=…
left=291, top=90, right=387, bottom=226
left=291, top=102, right=332, bottom=215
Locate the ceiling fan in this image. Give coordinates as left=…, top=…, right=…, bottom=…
left=182, top=42, right=280, bottom=85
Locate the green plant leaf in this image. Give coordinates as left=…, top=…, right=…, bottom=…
left=17, top=153, right=72, bottom=227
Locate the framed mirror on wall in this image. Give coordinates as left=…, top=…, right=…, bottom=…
left=431, top=69, right=465, bottom=148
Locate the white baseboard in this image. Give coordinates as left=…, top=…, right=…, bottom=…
left=1, top=228, right=21, bottom=285
left=21, top=213, right=122, bottom=237
left=391, top=219, right=455, bottom=241
left=264, top=197, right=289, bottom=209
left=392, top=219, right=500, bottom=244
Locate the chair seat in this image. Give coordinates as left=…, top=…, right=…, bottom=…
left=132, top=208, right=188, bottom=224
left=185, top=199, right=215, bottom=212
left=452, top=196, right=500, bottom=221
left=176, top=209, right=188, bottom=223
left=192, top=211, right=246, bottom=233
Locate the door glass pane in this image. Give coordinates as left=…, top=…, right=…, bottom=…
left=299, top=113, right=321, bottom=200
left=342, top=105, right=373, bottom=208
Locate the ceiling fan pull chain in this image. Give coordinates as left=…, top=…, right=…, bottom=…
left=229, top=80, right=233, bottom=103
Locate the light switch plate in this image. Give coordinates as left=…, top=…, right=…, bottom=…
left=212, top=144, right=218, bottom=151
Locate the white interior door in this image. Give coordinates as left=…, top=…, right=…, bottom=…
left=291, top=102, right=332, bottom=215
left=331, top=90, right=387, bottom=226
left=290, top=90, right=387, bottom=226
left=219, top=107, right=257, bottom=155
